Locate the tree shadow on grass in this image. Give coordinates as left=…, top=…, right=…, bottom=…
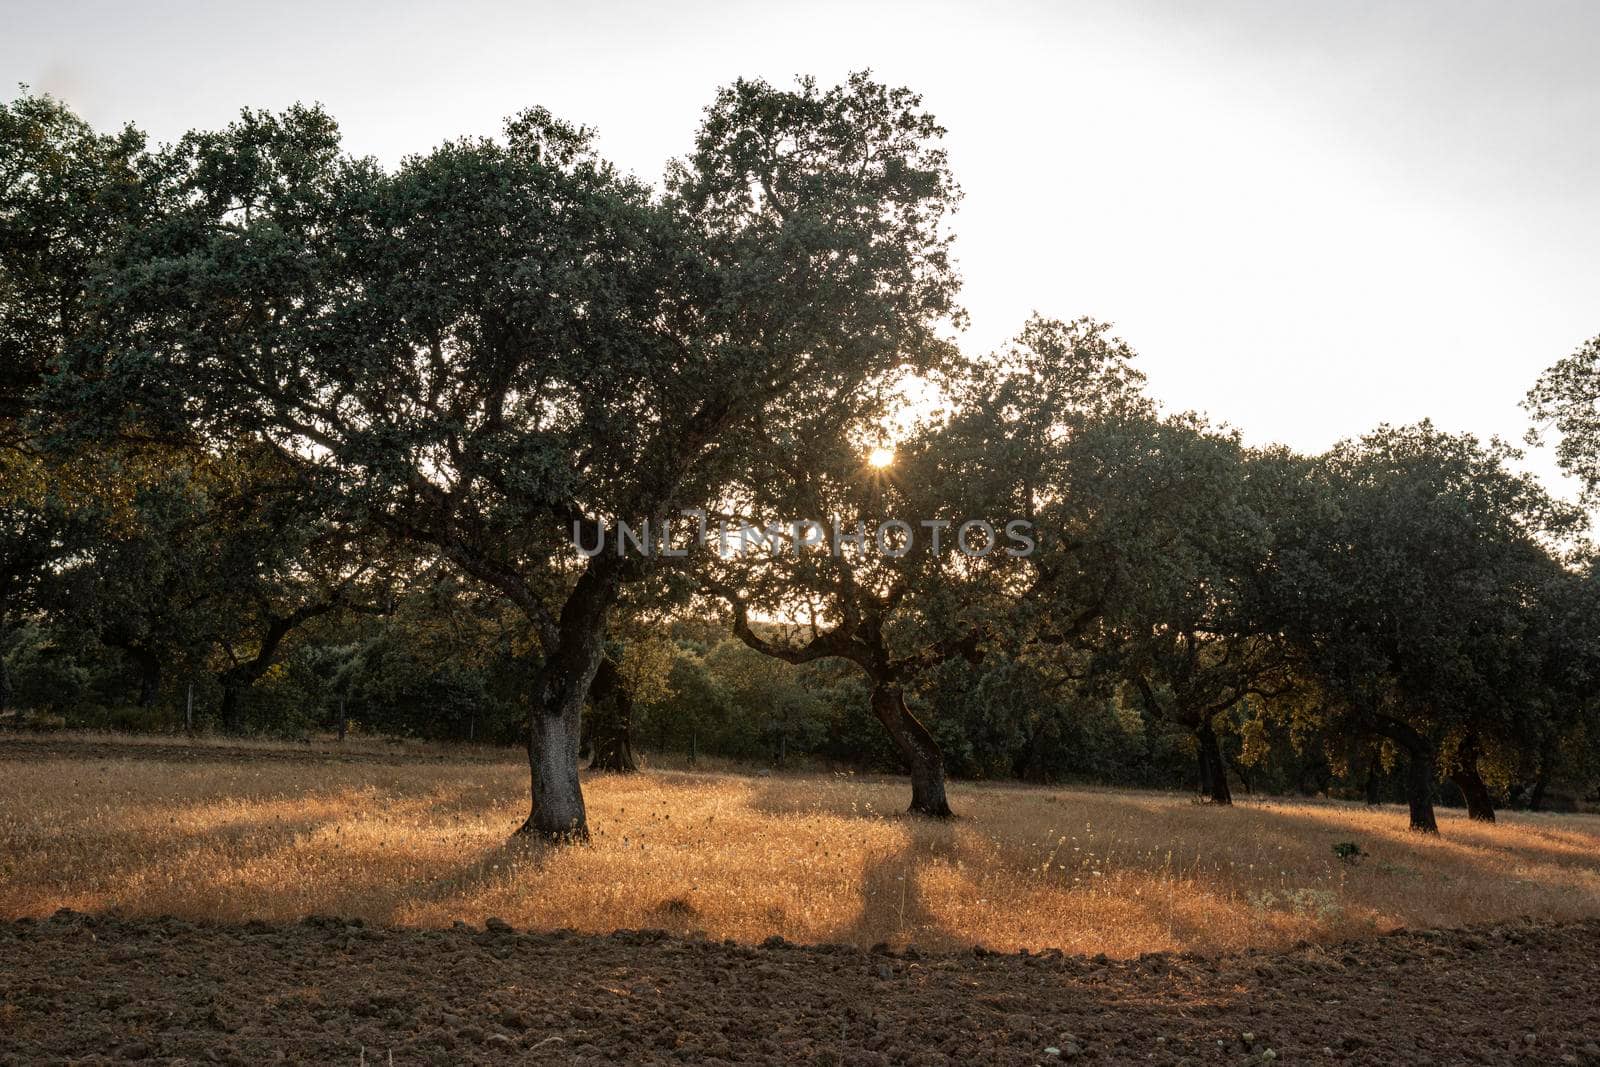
left=819, top=821, right=972, bottom=950
left=1230, top=799, right=1600, bottom=877
left=6, top=810, right=360, bottom=922
left=1100, top=797, right=1600, bottom=949
left=400, top=834, right=558, bottom=912
left=12, top=783, right=553, bottom=926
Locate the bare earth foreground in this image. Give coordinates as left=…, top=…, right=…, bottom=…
left=3, top=736, right=1600, bottom=1063
left=2, top=911, right=1599, bottom=1064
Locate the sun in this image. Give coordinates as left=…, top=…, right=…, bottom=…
left=867, top=446, right=895, bottom=469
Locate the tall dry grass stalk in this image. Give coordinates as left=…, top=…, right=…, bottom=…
left=2, top=746, right=1597, bottom=957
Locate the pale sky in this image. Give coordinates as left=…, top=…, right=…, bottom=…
left=6, top=0, right=1597, bottom=492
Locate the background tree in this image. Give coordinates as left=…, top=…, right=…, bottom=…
left=1057, top=416, right=1291, bottom=805
left=1, top=92, right=149, bottom=712
left=705, top=315, right=1147, bottom=814
left=1263, top=423, right=1583, bottom=831
left=584, top=623, right=675, bottom=773
left=1527, top=334, right=1600, bottom=502
left=322, top=578, right=530, bottom=743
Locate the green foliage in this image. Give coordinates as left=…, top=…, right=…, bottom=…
left=3, top=86, right=1598, bottom=817
left=1527, top=335, right=1600, bottom=505
left=1267, top=424, right=1583, bottom=751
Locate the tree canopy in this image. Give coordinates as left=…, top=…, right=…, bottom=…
left=2, top=82, right=1596, bottom=841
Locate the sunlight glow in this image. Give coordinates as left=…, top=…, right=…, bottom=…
left=867, top=446, right=895, bottom=469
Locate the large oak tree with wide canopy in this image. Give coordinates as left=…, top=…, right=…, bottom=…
left=62, top=73, right=961, bottom=839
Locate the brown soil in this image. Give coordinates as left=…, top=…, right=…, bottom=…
left=2, top=913, right=1596, bottom=1065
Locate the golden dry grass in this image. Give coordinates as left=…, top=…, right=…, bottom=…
left=3, top=742, right=1598, bottom=957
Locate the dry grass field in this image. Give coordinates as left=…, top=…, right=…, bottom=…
left=3, top=735, right=1598, bottom=958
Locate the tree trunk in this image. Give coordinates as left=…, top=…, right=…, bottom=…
left=1528, top=737, right=1556, bottom=811
left=215, top=609, right=320, bottom=735
left=1404, top=750, right=1439, bottom=832
left=519, top=562, right=619, bottom=841
left=1364, top=761, right=1382, bottom=806
left=134, top=650, right=161, bottom=709
left=1229, top=755, right=1253, bottom=795
left=1449, top=735, right=1496, bottom=822
left=1369, top=719, right=1437, bottom=832
left=869, top=683, right=952, bottom=818
left=527, top=705, right=587, bottom=839
left=0, top=640, right=11, bottom=718
left=1195, top=719, right=1232, bottom=805
left=1529, top=768, right=1550, bottom=812
left=219, top=679, right=244, bottom=733
left=586, top=656, right=637, bottom=773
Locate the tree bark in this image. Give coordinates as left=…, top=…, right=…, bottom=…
left=1195, top=719, right=1232, bottom=805
left=1449, top=735, right=1496, bottom=822
left=1364, top=760, right=1382, bottom=806
left=1403, top=748, right=1439, bottom=833
left=1369, top=718, right=1438, bottom=832
left=586, top=655, right=637, bottom=773
left=519, top=562, right=619, bottom=841
left=869, top=683, right=952, bottom=817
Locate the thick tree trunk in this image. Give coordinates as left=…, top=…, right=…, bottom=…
left=527, top=705, right=587, bottom=838
left=1195, top=719, right=1232, bottom=805
left=1404, top=751, right=1439, bottom=833
left=869, top=683, right=952, bottom=817
left=1370, top=719, right=1437, bottom=832
left=519, top=562, right=619, bottom=841
left=1452, top=768, right=1496, bottom=822
left=586, top=656, right=637, bottom=773
left=1450, top=735, right=1495, bottom=822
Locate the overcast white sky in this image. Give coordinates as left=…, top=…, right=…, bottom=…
left=6, top=0, right=1597, bottom=490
